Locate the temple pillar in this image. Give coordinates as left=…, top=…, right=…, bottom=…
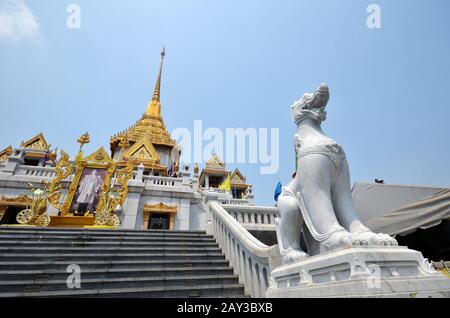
left=176, top=198, right=190, bottom=230
left=135, top=163, right=145, bottom=182
left=120, top=192, right=141, bottom=229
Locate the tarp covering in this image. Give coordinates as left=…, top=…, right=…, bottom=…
left=351, top=182, right=450, bottom=236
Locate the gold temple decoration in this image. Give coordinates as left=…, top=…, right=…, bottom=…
left=48, top=150, right=72, bottom=211
left=0, top=195, right=33, bottom=224
left=194, top=163, right=199, bottom=175
left=143, top=202, right=177, bottom=230
left=21, top=133, right=50, bottom=151
left=122, top=135, right=160, bottom=164
left=15, top=182, right=51, bottom=227
left=60, top=147, right=116, bottom=216
left=206, top=153, right=225, bottom=169
left=110, top=48, right=177, bottom=174
left=47, top=148, right=58, bottom=162
left=147, top=46, right=165, bottom=117
left=0, top=146, right=13, bottom=161
left=118, top=137, right=130, bottom=149
left=94, top=161, right=135, bottom=228
left=77, top=132, right=90, bottom=150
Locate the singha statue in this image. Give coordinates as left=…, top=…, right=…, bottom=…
left=276, top=83, right=397, bottom=264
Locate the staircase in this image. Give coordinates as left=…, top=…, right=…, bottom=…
left=0, top=227, right=245, bottom=297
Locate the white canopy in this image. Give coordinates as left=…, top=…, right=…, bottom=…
left=351, top=182, right=450, bottom=236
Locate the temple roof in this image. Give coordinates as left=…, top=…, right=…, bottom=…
left=0, top=146, right=13, bottom=161
left=20, top=133, right=49, bottom=151
left=230, top=168, right=249, bottom=189
left=110, top=48, right=176, bottom=156
left=205, top=153, right=226, bottom=170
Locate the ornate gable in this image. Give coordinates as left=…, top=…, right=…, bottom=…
left=123, top=137, right=160, bottom=164
left=84, top=147, right=113, bottom=164
left=21, top=133, right=49, bottom=151
left=0, top=146, right=13, bottom=161
left=230, top=169, right=246, bottom=183
left=206, top=153, right=225, bottom=169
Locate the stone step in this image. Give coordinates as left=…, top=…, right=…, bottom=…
left=0, top=234, right=217, bottom=243
left=0, top=246, right=222, bottom=254
left=0, top=259, right=231, bottom=270
left=0, top=227, right=243, bottom=298
left=0, top=274, right=240, bottom=293
left=0, top=266, right=236, bottom=281
left=1, top=252, right=225, bottom=262
left=0, top=228, right=211, bottom=238
left=0, top=283, right=245, bottom=298
left=0, top=240, right=219, bottom=248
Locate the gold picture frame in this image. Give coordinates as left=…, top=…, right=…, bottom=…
left=60, top=147, right=116, bottom=216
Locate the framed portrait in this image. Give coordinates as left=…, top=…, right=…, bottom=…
left=60, top=147, right=116, bottom=216
left=69, top=168, right=107, bottom=214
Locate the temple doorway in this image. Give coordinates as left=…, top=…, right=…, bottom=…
left=0, top=206, right=23, bottom=225
left=0, top=195, right=33, bottom=226
left=143, top=202, right=177, bottom=231
left=149, top=213, right=169, bottom=230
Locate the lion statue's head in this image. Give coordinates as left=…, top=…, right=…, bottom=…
left=291, top=83, right=329, bottom=125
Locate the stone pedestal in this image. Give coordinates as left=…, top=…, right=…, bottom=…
left=266, top=246, right=450, bottom=298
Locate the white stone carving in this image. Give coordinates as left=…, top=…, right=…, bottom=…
left=277, top=83, right=397, bottom=264
left=266, top=247, right=450, bottom=298
left=269, top=83, right=450, bottom=297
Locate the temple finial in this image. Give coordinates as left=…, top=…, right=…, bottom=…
left=146, top=47, right=165, bottom=117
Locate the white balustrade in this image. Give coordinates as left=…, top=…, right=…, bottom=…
left=220, top=198, right=251, bottom=206
left=223, top=205, right=279, bottom=226
left=142, top=175, right=184, bottom=187
left=203, top=187, right=228, bottom=195
left=209, top=201, right=280, bottom=298
left=15, top=165, right=56, bottom=178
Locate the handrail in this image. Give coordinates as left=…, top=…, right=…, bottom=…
left=209, top=201, right=280, bottom=297
left=142, top=175, right=184, bottom=187
left=15, top=165, right=56, bottom=178
left=223, top=205, right=279, bottom=226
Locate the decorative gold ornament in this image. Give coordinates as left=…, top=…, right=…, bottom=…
left=77, top=132, right=90, bottom=150
left=16, top=184, right=51, bottom=227
left=94, top=161, right=135, bottom=228
left=48, top=150, right=72, bottom=211
left=194, top=163, right=199, bottom=175
left=47, top=148, right=58, bottom=162
left=118, top=137, right=130, bottom=149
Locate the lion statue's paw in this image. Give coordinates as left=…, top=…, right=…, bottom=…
left=320, top=230, right=353, bottom=253
left=352, top=231, right=398, bottom=247
left=282, top=249, right=309, bottom=264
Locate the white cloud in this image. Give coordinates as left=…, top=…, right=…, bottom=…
left=0, top=0, right=40, bottom=41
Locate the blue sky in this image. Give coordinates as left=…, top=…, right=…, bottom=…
left=1, top=0, right=449, bottom=206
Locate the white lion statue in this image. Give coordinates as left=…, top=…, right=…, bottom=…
left=276, top=83, right=397, bottom=264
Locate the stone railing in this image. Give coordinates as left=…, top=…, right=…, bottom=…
left=223, top=205, right=279, bottom=227
left=15, top=165, right=56, bottom=178
left=219, top=198, right=251, bottom=206
left=142, top=175, right=184, bottom=187
left=208, top=201, right=280, bottom=297
left=203, top=187, right=229, bottom=195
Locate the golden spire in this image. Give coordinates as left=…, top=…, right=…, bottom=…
left=146, top=47, right=165, bottom=117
